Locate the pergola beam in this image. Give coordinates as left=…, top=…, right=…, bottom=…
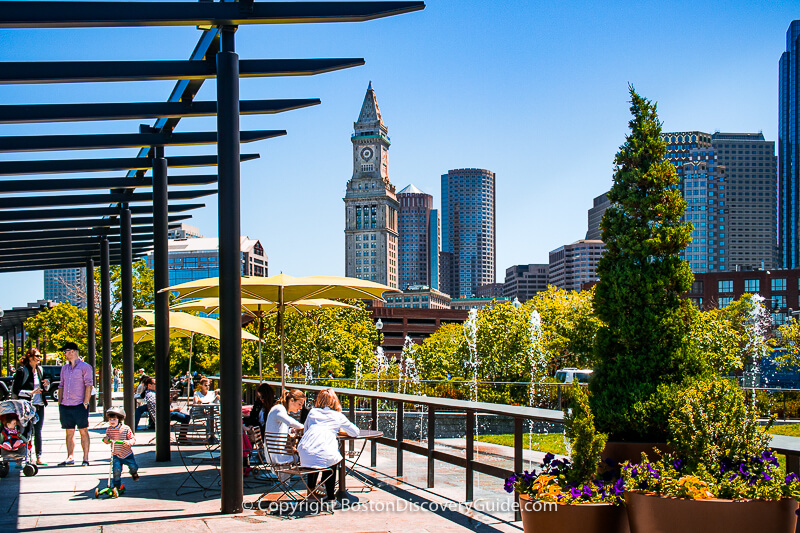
left=0, top=226, right=165, bottom=243
left=0, top=234, right=154, bottom=251
left=0, top=99, right=319, bottom=124
left=0, top=58, right=364, bottom=84
left=0, top=214, right=189, bottom=234
left=0, top=244, right=152, bottom=262
left=0, top=189, right=215, bottom=209
left=0, top=203, right=204, bottom=222
left=0, top=154, right=258, bottom=175
left=0, top=175, right=216, bottom=193
left=0, top=130, right=282, bottom=152
left=0, top=254, right=148, bottom=272
left=0, top=2, right=426, bottom=29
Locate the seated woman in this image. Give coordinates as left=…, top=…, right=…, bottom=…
left=297, top=388, right=359, bottom=504
left=265, top=389, right=304, bottom=474
left=244, top=383, right=275, bottom=434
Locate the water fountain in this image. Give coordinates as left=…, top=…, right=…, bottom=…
left=375, top=346, right=388, bottom=393
left=742, top=294, right=770, bottom=410
left=354, top=358, right=363, bottom=390
left=304, top=361, right=313, bottom=385
left=463, top=309, right=479, bottom=403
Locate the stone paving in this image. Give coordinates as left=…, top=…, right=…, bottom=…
left=1, top=403, right=526, bottom=533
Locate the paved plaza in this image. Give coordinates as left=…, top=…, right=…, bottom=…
left=1, top=403, right=527, bottom=533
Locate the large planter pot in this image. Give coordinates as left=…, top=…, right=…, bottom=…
left=601, top=441, right=670, bottom=465
left=519, top=494, right=630, bottom=533
left=625, top=492, right=799, bottom=533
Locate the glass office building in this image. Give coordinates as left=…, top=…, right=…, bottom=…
left=780, top=20, right=800, bottom=268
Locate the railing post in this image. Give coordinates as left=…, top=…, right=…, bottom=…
left=371, top=396, right=378, bottom=467
left=514, top=417, right=523, bottom=521
left=427, top=405, right=435, bottom=488
left=396, top=400, right=404, bottom=477
left=348, top=394, right=355, bottom=454
left=557, top=384, right=562, bottom=409
left=466, top=408, right=474, bottom=502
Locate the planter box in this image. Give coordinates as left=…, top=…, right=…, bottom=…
left=625, top=492, right=799, bottom=533
left=519, top=494, right=630, bottom=533
left=601, top=441, right=670, bottom=465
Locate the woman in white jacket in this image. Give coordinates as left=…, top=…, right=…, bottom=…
left=265, top=389, right=305, bottom=468
left=297, top=388, right=359, bottom=503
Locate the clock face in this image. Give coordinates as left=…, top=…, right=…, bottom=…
left=360, top=147, right=374, bottom=161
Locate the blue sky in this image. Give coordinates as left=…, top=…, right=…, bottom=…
left=0, top=0, right=798, bottom=308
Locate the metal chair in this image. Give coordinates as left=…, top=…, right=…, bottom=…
left=248, top=432, right=334, bottom=518
left=173, top=422, right=220, bottom=496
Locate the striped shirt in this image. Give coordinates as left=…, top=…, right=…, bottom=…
left=105, top=423, right=135, bottom=458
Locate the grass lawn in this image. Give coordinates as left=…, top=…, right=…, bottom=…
left=474, top=432, right=568, bottom=456
left=770, top=423, right=800, bottom=437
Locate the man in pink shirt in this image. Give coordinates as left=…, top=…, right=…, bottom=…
left=57, top=342, right=93, bottom=466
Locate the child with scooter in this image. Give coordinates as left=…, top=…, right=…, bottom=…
left=97, top=407, right=138, bottom=498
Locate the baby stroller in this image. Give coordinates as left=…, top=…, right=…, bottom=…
left=0, top=399, right=39, bottom=478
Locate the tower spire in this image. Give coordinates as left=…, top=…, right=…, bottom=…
left=357, top=81, right=383, bottom=127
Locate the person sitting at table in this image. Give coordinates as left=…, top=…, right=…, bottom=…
left=297, top=388, right=359, bottom=504
left=144, top=378, right=191, bottom=426
left=265, top=389, right=304, bottom=473
left=193, top=377, right=220, bottom=405
left=244, top=383, right=275, bottom=433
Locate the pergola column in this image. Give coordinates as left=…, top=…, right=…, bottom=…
left=153, top=144, right=170, bottom=461
left=119, top=205, right=135, bottom=430
left=86, top=258, right=96, bottom=411
left=100, top=237, right=112, bottom=416
left=217, top=26, right=243, bottom=514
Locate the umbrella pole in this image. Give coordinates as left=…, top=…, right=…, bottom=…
left=186, top=333, right=194, bottom=405
left=258, top=305, right=263, bottom=385
left=280, top=286, right=285, bottom=395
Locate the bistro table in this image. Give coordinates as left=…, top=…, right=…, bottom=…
left=337, top=429, right=382, bottom=503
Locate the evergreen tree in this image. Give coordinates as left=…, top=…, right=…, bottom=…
left=590, top=86, right=701, bottom=441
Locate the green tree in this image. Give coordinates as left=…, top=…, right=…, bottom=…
left=24, top=303, right=90, bottom=363
left=590, top=86, right=703, bottom=441
left=687, top=306, right=745, bottom=375
left=527, top=286, right=603, bottom=369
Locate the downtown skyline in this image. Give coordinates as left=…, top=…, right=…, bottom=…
left=0, top=0, right=797, bottom=307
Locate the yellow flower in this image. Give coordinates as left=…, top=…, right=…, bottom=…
left=676, top=475, right=714, bottom=500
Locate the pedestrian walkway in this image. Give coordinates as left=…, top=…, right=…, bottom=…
left=1, top=405, right=523, bottom=533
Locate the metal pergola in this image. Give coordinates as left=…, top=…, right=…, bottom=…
left=0, top=0, right=424, bottom=513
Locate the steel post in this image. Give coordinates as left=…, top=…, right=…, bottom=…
left=216, top=26, right=243, bottom=514
left=370, top=397, right=378, bottom=467
left=466, top=409, right=474, bottom=502
left=100, top=238, right=112, bottom=418
left=396, top=400, right=404, bottom=477
left=427, top=405, right=435, bottom=488
left=86, top=258, right=96, bottom=412
left=120, top=206, right=135, bottom=431
left=153, top=144, right=170, bottom=461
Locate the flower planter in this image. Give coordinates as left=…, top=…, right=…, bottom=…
left=519, top=494, right=630, bottom=533
left=625, top=492, right=799, bottom=533
left=601, top=441, right=670, bottom=465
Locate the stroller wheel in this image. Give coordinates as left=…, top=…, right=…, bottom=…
left=23, top=464, right=36, bottom=476
left=0, top=462, right=8, bottom=478
left=31, top=464, right=39, bottom=475
left=94, top=488, right=100, bottom=499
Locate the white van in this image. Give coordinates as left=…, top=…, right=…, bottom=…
left=554, top=368, right=593, bottom=384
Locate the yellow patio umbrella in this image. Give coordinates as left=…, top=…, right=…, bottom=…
left=133, top=310, right=259, bottom=398
left=169, top=297, right=358, bottom=384
left=162, top=274, right=398, bottom=391
left=111, top=326, right=194, bottom=344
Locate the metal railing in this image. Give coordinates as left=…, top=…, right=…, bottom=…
left=231, top=377, right=564, bottom=518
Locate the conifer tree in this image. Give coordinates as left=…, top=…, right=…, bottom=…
left=590, top=86, right=700, bottom=441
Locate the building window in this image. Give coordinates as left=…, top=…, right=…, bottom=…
left=772, top=278, right=787, bottom=292
left=718, top=280, right=733, bottom=293
left=773, top=312, right=787, bottom=326
left=718, top=297, right=732, bottom=309
left=773, top=295, right=787, bottom=309
left=744, top=279, right=759, bottom=293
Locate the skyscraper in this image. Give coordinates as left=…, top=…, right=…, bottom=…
left=586, top=192, right=610, bottom=240
left=661, top=131, right=776, bottom=273
left=440, top=168, right=496, bottom=298
left=343, top=83, right=399, bottom=288
left=43, top=268, right=87, bottom=307
left=397, top=184, right=440, bottom=289
left=780, top=20, right=800, bottom=268
left=548, top=240, right=605, bottom=292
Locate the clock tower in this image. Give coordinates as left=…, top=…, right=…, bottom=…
left=344, top=82, right=399, bottom=288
